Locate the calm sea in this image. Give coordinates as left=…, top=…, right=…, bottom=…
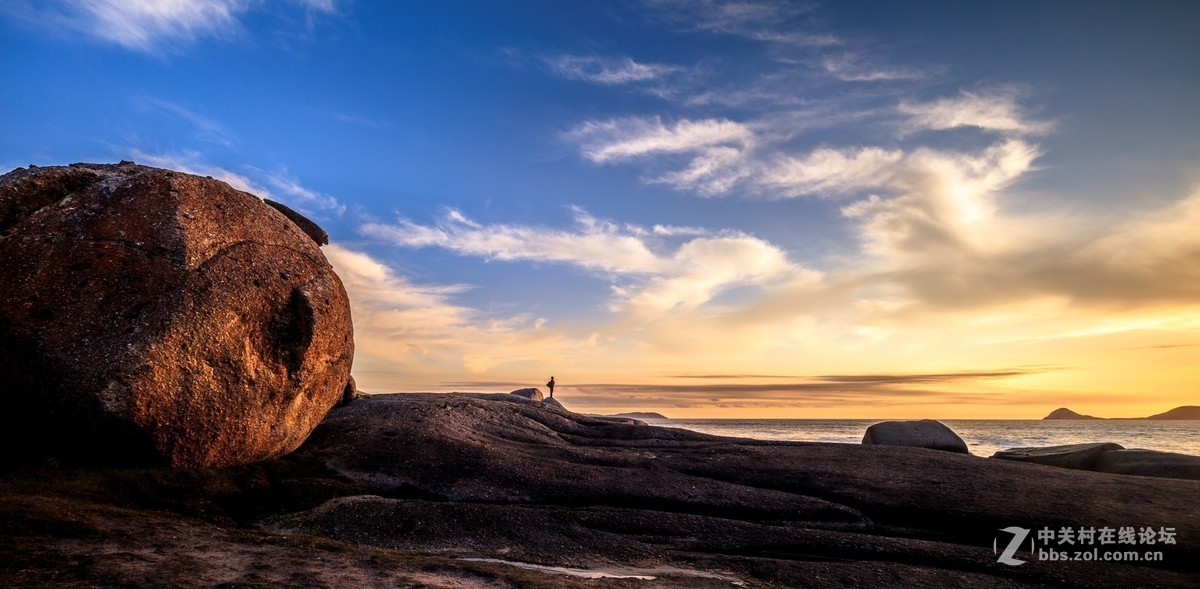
left=645, top=419, right=1200, bottom=457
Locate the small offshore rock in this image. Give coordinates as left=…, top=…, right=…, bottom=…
left=862, top=420, right=970, bottom=454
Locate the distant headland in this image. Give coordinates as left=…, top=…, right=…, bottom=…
left=1044, top=406, right=1200, bottom=420
left=609, top=411, right=669, bottom=420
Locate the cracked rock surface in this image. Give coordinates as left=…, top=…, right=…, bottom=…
left=0, top=162, right=353, bottom=467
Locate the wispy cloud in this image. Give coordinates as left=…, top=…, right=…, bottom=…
left=363, top=207, right=820, bottom=324
left=65, top=0, right=245, bottom=51
left=324, top=245, right=583, bottom=381
left=649, top=0, right=840, bottom=47
left=563, top=111, right=1045, bottom=203
left=131, top=149, right=266, bottom=194
left=362, top=207, right=665, bottom=274
left=135, top=97, right=236, bottom=146
left=899, top=90, right=1054, bottom=136
left=332, top=112, right=389, bottom=128
left=819, top=52, right=929, bottom=82
left=10, top=0, right=336, bottom=53
left=543, top=54, right=681, bottom=85
left=129, top=150, right=344, bottom=215
left=256, top=167, right=345, bottom=215
left=567, top=116, right=755, bottom=163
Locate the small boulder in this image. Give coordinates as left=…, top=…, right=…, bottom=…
left=338, top=376, right=359, bottom=407
left=264, top=199, right=329, bottom=246
left=1091, top=449, right=1200, bottom=481
left=0, top=163, right=354, bottom=467
left=509, top=388, right=544, bottom=402
left=993, top=443, right=1124, bottom=470
left=862, top=420, right=969, bottom=454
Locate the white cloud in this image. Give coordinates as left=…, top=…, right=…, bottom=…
left=653, top=145, right=754, bottom=195
left=567, top=116, right=755, bottom=163
left=544, top=54, right=681, bottom=85
left=899, top=90, right=1053, bottom=136
left=363, top=208, right=821, bottom=325
left=841, top=139, right=1041, bottom=258
left=613, top=233, right=819, bottom=319
left=362, top=207, right=665, bottom=274
left=563, top=90, right=1052, bottom=201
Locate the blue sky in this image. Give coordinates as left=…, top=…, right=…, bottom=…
left=3, top=1, right=1199, bottom=417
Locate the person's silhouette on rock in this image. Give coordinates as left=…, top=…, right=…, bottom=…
left=546, top=376, right=555, bottom=398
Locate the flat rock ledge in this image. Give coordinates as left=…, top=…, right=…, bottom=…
left=994, top=444, right=1200, bottom=480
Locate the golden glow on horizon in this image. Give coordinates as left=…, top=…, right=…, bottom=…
left=329, top=182, right=1200, bottom=421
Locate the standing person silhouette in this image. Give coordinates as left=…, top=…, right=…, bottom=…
left=546, top=376, right=555, bottom=398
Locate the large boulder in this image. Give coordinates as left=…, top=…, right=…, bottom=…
left=862, top=420, right=969, bottom=454
left=1091, top=449, right=1200, bottom=480
left=993, top=442, right=1124, bottom=470
left=0, top=162, right=354, bottom=467
left=509, top=387, right=544, bottom=402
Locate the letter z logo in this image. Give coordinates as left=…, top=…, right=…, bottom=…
left=994, top=526, right=1031, bottom=566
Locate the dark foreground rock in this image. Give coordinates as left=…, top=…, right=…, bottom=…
left=0, top=162, right=354, bottom=467
left=862, top=419, right=970, bottom=454
left=3, top=393, right=1198, bottom=588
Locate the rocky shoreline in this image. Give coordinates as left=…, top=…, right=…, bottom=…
left=4, top=392, right=1198, bottom=588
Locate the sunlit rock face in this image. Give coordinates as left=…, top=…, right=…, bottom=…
left=0, top=162, right=354, bottom=467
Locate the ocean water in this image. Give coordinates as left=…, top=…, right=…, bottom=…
left=645, top=419, right=1200, bottom=457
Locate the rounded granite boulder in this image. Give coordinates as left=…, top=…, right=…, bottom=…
left=0, top=162, right=354, bottom=467
left=862, top=419, right=970, bottom=454
left=509, top=388, right=545, bottom=402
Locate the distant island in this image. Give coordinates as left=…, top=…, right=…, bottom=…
left=1044, top=406, right=1200, bottom=420
left=610, top=412, right=669, bottom=420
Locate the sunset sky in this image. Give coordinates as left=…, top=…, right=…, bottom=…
left=2, top=1, right=1198, bottom=418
